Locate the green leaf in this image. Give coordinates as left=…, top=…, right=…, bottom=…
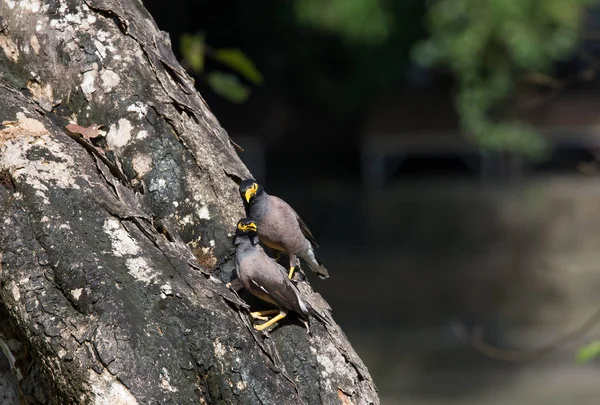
left=576, top=340, right=600, bottom=364
left=180, top=33, right=205, bottom=73
left=294, top=0, right=392, bottom=44
left=412, top=40, right=441, bottom=67
left=212, top=49, right=264, bottom=85
left=205, top=71, right=251, bottom=104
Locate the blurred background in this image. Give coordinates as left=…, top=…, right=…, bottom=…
left=144, top=1, right=600, bottom=403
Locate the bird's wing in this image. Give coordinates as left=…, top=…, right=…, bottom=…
left=258, top=259, right=330, bottom=325
left=295, top=214, right=319, bottom=248
left=271, top=196, right=319, bottom=248
left=250, top=255, right=305, bottom=314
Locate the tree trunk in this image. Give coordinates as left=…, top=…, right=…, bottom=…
left=0, top=1, right=378, bottom=404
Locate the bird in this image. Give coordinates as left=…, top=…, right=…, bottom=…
left=238, top=179, right=329, bottom=280
left=233, top=217, right=330, bottom=331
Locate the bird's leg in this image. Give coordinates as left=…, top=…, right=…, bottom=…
left=254, top=311, right=287, bottom=331
left=288, top=255, right=300, bottom=280
left=250, top=309, right=279, bottom=320
left=301, top=319, right=311, bottom=335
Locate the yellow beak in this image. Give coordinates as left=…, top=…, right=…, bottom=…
left=244, top=188, right=254, bottom=203
left=237, top=222, right=257, bottom=232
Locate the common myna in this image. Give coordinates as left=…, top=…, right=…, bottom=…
left=233, top=218, right=330, bottom=331
left=239, top=179, right=329, bottom=280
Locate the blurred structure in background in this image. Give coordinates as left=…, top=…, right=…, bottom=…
left=144, top=0, right=600, bottom=403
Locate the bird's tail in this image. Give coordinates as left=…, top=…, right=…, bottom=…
left=301, top=247, right=330, bottom=279
left=306, top=301, right=331, bottom=326
left=296, top=292, right=331, bottom=327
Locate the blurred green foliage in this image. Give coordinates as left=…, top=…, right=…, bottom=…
left=413, top=0, right=599, bottom=156
left=576, top=340, right=600, bottom=364
left=212, top=49, right=264, bottom=86
left=294, top=0, right=392, bottom=45
left=293, top=0, right=598, bottom=155
left=205, top=71, right=251, bottom=104
left=170, top=1, right=424, bottom=119
left=176, top=1, right=599, bottom=153
left=180, top=33, right=263, bottom=103
left=288, top=0, right=425, bottom=118
left=180, top=33, right=205, bottom=72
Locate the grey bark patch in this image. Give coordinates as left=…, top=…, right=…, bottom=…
left=25, top=144, right=68, bottom=162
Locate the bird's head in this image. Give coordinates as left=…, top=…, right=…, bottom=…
left=235, top=217, right=259, bottom=246
left=239, top=179, right=263, bottom=204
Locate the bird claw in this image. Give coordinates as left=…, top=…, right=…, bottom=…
left=250, top=312, right=269, bottom=321
left=253, top=323, right=270, bottom=332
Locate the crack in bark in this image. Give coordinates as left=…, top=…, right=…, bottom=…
left=223, top=168, right=244, bottom=186
left=90, top=339, right=116, bottom=375
left=46, top=271, right=87, bottom=318
left=84, top=0, right=129, bottom=35
left=252, top=387, right=267, bottom=405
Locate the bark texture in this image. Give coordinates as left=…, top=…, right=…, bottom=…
left=0, top=0, right=378, bottom=404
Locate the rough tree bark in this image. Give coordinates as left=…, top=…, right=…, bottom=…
left=0, top=0, right=378, bottom=404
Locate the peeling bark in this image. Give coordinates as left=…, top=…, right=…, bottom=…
left=0, top=0, right=379, bottom=404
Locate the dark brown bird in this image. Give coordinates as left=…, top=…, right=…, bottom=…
left=233, top=218, right=330, bottom=331
left=239, top=179, right=329, bottom=280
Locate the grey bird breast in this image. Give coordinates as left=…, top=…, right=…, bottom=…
left=257, top=196, right=309, bottom=254
left=235, top=248, right=275, bottom=305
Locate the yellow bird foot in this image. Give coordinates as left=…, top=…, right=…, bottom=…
left=250, top=309, right=279, bottom=320
left=253, top=312, right=287, bottom=331
left=288, top=266, right=295, bottom=280
left=250, top=312, right=269, bottom=321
